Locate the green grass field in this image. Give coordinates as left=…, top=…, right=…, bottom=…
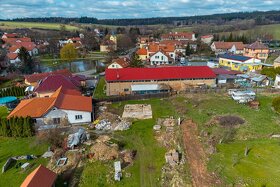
left=79, top=98, right=187, bottom=187
left=93, top=77, right=107, bottom=99
left=181, top=93, right=280, bottom=186
left=218, top=24, right=280, bottom=40
left=0, top=21, right=79, bottom=31
left=0, top=137, right=49, bottom=187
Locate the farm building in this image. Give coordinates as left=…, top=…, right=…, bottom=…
left=105, top=66, right=216, bottom=96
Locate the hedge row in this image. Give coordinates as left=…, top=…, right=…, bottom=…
left=0, top=87, right=25, bottom=98
left=0, top=117, right=34, bottom=137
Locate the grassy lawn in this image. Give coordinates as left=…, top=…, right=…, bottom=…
left=209, top=139, right=280, bottom=186
left=93, top=77, right=107, bottom=99
left=181, top=93, right=280, bottom=185
left=0, top=21, right=79, bottom=31
left=0, top=106, right=9, bottom=119
left=0, top=137, right=49, bottom=187
left=79, top=98, right=181, bottom=187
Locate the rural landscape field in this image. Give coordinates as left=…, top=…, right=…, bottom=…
left=1, top=1, right=280, bottom=187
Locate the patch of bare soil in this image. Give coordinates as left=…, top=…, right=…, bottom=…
left=181, top=120, right=221, bottom=187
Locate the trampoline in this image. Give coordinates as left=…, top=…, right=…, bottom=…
left=0, top=96, right=18, bottom=105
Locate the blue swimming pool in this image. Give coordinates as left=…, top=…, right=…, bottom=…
left=0, top=96, right=18, bottom=105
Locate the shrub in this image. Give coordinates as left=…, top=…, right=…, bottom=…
left=272, top=96, right=280, bottom=113
left=218, top=115, right=245, bottom=127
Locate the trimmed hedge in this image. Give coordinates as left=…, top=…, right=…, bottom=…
left=0, top=87, right=25, bottom=97
left=0, top=117, right=34, bottom=137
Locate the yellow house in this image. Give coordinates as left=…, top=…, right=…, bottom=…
left=136, top=48, right=148, bottom=61
left=219, top=54, right=262, bottom=72
left=244, top=41, right=269, bottom=61
left=110, top=35, right=117, bottom=44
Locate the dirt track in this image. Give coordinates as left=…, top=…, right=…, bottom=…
left=181, top=120, right=221, bottom=187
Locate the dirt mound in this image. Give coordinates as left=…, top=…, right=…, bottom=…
left=207, top=115, right=245, bottom=127
left=90, top=142, right=119, bottom=161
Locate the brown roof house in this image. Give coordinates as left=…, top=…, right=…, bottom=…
left=8, top=87, right=93, bottom=127
left=108, top=57, right=130, bottom=69
left=20, top=165, right=57, bottom=187
left=211, top=42, right=245, bottom=55
left=244, top=41, right=269, bottom=61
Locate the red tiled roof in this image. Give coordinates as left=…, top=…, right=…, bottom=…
left=105, top=66, right=216, bottom=82
left=148, top=43, right=175, bottom=53
left=7, top=53, right=18, bottom=60
left=34, top=74, right=80, bottom=93
left=201, top=35, right=214, bottom=39
left=136, top=48, right=148, bottom=55
left=9, top=87, right=92, bottom=118
left=112, top=57, right=130, bottom=68
left=20, top=165, right=57, bottom=187
left=2, top=33, right=18, bottom=38
left=213, top=42, right=245, bottom=50
left=25, top=69, right=72, bottom=83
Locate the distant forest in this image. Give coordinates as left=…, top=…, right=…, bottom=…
left=3, top=10, right=280, bottom=26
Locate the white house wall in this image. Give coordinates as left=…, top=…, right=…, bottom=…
left=61, top=109, right=92, bottom=124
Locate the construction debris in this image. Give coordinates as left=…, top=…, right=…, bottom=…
left=95, top=119, right=112, bottom=130
left=57, top=157, right=68, bottom=166
left=42, top=151, right=54, bottom=158
left=153, top=125, right=161, bottom=131
left=114, top=120, right=131, bottom=131
left=114, top=161, right=122, bottom=181
left=119, top=150, right=136, bottom=166
left=248, top=100, right=260, bottom=109
left=67, top=128, right=90, bottom=149
left=21, top=163, right=30, bottom=170
left=122, top=104, right=152, bottom=119
left=165, top=149, right=180, bottom=167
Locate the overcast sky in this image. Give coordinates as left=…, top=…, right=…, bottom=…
left=0, top=0, right=279, bottom=19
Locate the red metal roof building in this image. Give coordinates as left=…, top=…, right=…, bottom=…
left=106, top=66, right=216, bottom=82
left=105, top=66, right=216, bottom=96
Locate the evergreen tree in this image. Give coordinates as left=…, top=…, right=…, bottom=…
left=129, top=53, right=144, bottom=68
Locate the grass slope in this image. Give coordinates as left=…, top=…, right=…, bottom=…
left=0, top=21, right=79, bottom=31
left=0, top=106, right=9, bottom=119
left=94, top=77, right=107, bottom=99
left=0, top=137, right=49, bottom=187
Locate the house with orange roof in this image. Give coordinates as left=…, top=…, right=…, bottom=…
left=243, top=41, right=269, bottom=61
left=136, top=48, right=148, bottom=61
left=20, top=165, right=57, bottom=187
left=108, top=57, right=130, bottom=69
left=211, top=41, right=245, bottom=55
left=8, top=87, right=93, bottom=126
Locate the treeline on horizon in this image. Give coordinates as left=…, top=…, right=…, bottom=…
left=2, top=10, right=280, bottom=26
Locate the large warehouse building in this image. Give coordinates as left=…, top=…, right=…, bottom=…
left=105, top=66, right=216, bottom=96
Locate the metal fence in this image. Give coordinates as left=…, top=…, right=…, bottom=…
left=93, top=92, right=171, bottom=103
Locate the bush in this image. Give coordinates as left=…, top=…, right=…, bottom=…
left=272, top=96, right=280, bottom=113
left=218, top=115, right=245, bottom=127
